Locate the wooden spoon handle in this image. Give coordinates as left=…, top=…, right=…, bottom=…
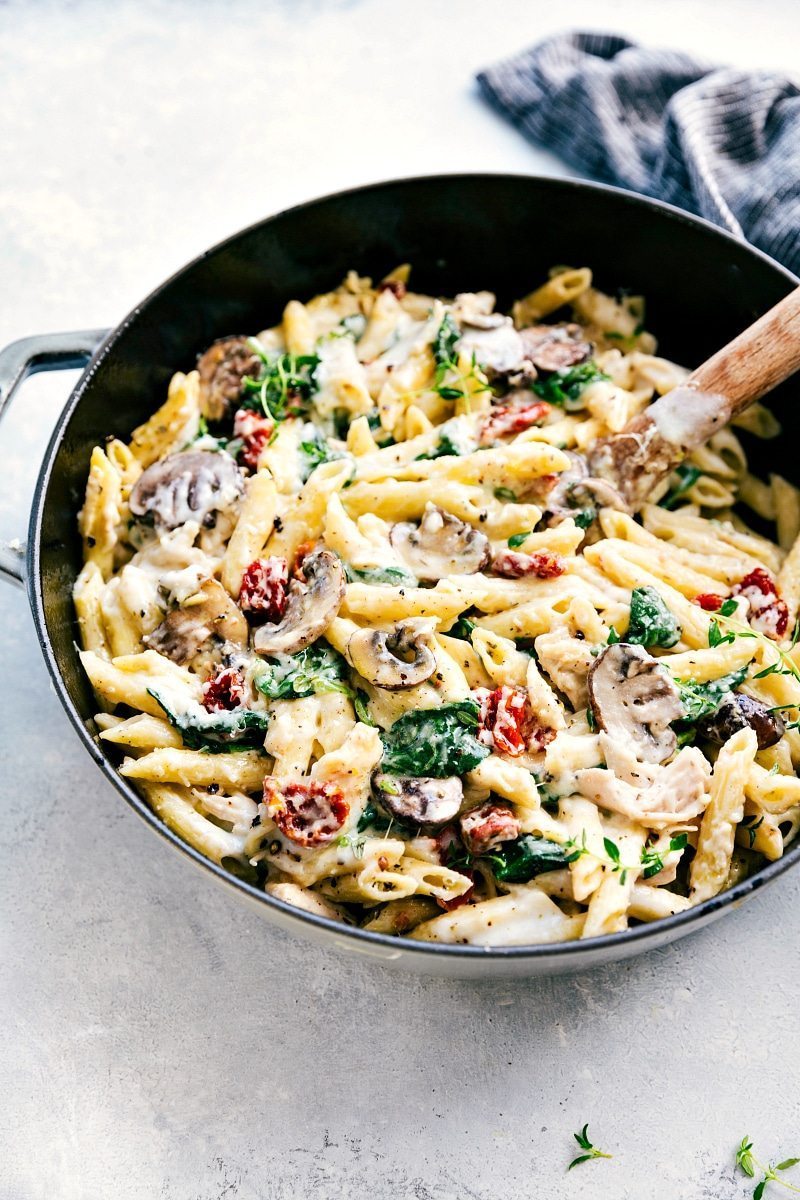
left=589, top=285, right=800, bottom=511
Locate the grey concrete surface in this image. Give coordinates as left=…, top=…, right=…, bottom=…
left=1, top=2, right=799, bottom=1197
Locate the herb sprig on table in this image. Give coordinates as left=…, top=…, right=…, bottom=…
left=737, top=1136, right=800, bottom=1198
left=568, top=1124, right=613, bottom=1170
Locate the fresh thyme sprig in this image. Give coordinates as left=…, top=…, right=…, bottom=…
left=432, top=312, right=491, bottom=407
left=561, top=832, right=688, bottom=885
left=568, top=1124, right=612, bottom=1170
left=736, top=1136, right=800, bottom=1198
left=709, top=605, right=800, bottom=688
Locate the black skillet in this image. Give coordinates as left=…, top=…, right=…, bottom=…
left=1, top=174, right=797, bottom=977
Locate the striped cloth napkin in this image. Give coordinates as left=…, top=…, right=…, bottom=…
left=477, top=31, right=800, bottom=274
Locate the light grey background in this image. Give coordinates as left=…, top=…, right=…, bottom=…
left=1, top=2, right=798, bottom=1198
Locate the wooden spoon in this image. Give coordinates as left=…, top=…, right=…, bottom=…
left=588, top=286, right=800, bottom=512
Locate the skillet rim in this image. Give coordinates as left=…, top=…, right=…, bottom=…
left=26, top=171, right=800, bottom=963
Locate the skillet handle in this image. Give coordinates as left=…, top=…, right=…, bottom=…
left=0, top=329, right=109, bottom=588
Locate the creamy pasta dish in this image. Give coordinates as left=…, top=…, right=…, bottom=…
left=74, top=265, right=800, bottom=947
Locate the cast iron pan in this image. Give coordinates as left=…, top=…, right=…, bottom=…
left=2, top=175, right=798, bottom=977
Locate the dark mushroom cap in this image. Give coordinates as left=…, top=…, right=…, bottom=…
left=197, top=336, right=262, bottom=421
left=390, top=505, right=490, bottom=582
left=129, top=450, right=244, bottom=531
left=699, top=692, right=785, bottom=751
left=253, top=548, right=345, bottom=657
left=588, top=642, right=683, bottom=764
left=348, top=618, right=437, bottom=690
left=372, top=772, right=463, bottom=826
left=518, top=323, right=593, bottom=373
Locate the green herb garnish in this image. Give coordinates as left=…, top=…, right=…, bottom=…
left=354, top=689, right=376, bottom=726
left=659, top=463, right=702, bottom=510
left=484, top=835, right=580, bottom=883
left=241, top=345, right=320, bottom=422
left=673, top=665, right=748, bottom=725
left=532, top=361, right=609, bottom=411
left=640, top=833, right=688, bottom=879
left=626, top=586, right=681, bottom=648
left=254, top=644, right=351, bottom=700
left=736, top=1136, right=800, bottom=1198
left=147, top=690, right=269, bottom=753
left=445, top=616, right=477, bottom=640
left=380, top=700, right=490, bottom=777
left=568, top=1124, right=613, bottom=1171
left=343, top=563, right=418, bottom=587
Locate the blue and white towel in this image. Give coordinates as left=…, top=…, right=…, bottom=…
left=477, top=32, right=800, bottom=275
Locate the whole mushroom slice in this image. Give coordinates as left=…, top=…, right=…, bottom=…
left=372, top=772, right=463, bottom=826
left=254, top=548, right=345, bottom=657
left=518, top=323, right=593, bottom=373
left=129, top=450, right=245, bottom=532
left=588, top=642, right=683, bottom=765
left=457, top=314, right=534, bottom=381
left=348, top=618, right=437, bottom=690
left=699, top=692, right=785, bottom=751
left=390, top=505, right=490, bottom=582
left=197, top=336, right=262, bottom=421
left=144, top=577, right=248, bottom=665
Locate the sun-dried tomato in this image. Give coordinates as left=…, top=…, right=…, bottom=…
left=460, top=802, right=521, bottom=856
left=476, top=685, right=538, bottom=756
left=694, top=593, right=725, bottom=611
left=202, top=666, right=246, bottom=712
left=479, top=400, right=551, bottom=445
left=239, top=557, right=289, bottom=622
left=264, top=778, right=349, bottom=847
left=492, top=550, right=565, bottom=579
left=733, top=568, right=789, bottom=640
left=233, top=408, right=273, bottom=472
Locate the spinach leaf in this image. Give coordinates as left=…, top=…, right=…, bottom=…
left=380, top=700, right=490, bottom=777
left=674, top=665, right=748, bottom=725
left=415, top=431, right=463, bottom=461
left=626, top=586, right=681, bottom=649
left=343, top=563, right=418, bottom=587
left=572, top=507, right=597, bottom=530
left=659, top=463, right=702, bottom=510
left=299, top=435, right=346, bottom=480
left=148, top=690, right=269, bottom=753
left=445, top=616, right=477, bottom=640
left=432, top=312, right=460, bottom=371
left=484, top=835, right=580, bottom=883
left=255, top=644, right=351, bottom=700
left=354, top=689, right=376, bottom=726
left=531, top=361, right=609, bottom=410
left=240, top=347, right=320, bottom=422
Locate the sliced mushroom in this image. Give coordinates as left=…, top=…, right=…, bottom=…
left=390, top=504, right=490, bottom=582
left=144, top=577, right=248, bottom=665
left=699, top=693, right=785, bottom=751
left=348, top=618, right=437, bottom=690
left=457, top=315, right=534, bottom=381
left=528, top=450, right=628, bottom=529
left=588, top=642, right=683, bottom=765
left=518, top=323, right=593, bottom=373
left=253, top=548, right=345, bottom=657
left=197, top=336, right=262, bottom=421
left=129, top=450, right=244, bottom=532
left=372, top=771, right=463, bottom=826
